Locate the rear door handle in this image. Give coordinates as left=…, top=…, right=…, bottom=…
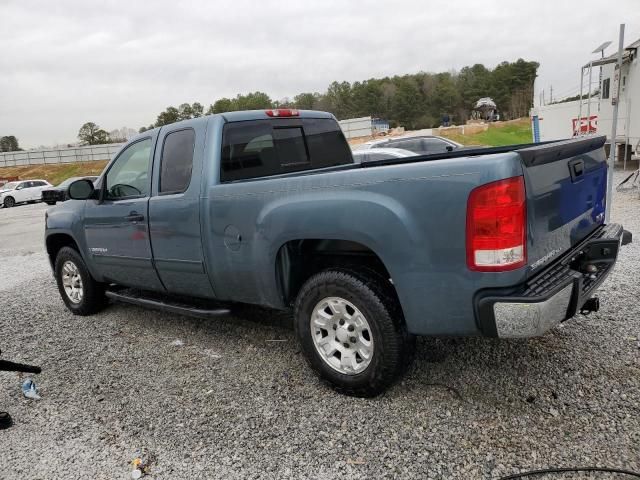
left=125, top=212, right=145, bottom=222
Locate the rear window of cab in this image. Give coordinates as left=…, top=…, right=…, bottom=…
left=221, top=118, right=352, bottom=182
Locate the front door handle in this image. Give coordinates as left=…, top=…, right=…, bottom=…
left=125, top=212, right=145, bottom=222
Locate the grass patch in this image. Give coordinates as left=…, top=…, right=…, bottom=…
left=0, top=161, right=108, bottom=186
left=440, top=118, right=532, bottom=147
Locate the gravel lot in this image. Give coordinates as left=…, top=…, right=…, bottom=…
left=0, top=172, right=639, bottom=479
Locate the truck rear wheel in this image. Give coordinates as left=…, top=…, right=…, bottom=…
left=294, top=269, right=411, bottom=397
left=54, top=246, right=107, bottom=315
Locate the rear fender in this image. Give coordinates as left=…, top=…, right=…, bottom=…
left=255, top=190, right=425, bottom=312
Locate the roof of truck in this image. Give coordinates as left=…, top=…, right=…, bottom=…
left=130, top=109, right=337, bottom=144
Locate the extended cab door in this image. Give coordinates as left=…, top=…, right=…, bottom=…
left=82, top=135, right=164, bottom=290
left=148, top=120, right=214, bottom=298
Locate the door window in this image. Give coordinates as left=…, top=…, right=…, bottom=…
left=159, top=129, right=195, bottom=194
left=106, top=138, right=152, bottom=199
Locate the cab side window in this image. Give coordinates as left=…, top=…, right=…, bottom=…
left=106, top=139, right=152, bottom=199
left=159, top=129, right=195, bottom=194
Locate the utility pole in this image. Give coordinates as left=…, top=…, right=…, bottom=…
left=549, top=85, right=553, bottom=103
left=606, top=24, right=625, bottom=223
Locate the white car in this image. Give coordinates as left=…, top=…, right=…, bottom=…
left=0, top=179, right=52, bottom=208
left=351, top=148, right=417, bottom=163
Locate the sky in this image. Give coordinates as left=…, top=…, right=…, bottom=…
left=1, top=0, right=638, bottom=148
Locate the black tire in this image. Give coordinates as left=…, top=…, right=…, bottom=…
left=45, top=201, right=56, bottom=206
left=3, top=196, right=15, bottom=208
left=54, top=246, right=107, bottom=315
left=294, top=268, right=412, bottom=397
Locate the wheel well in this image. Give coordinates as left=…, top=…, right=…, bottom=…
left=46, top=234, right=79, bottom=263
left=276, top=239, right=395, bottom=306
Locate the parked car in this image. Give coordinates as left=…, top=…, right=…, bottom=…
left=356, top=135, right=463, bottom=154
left=0, top=179, right=52, bottom=208
left=45, top=109, right=631, bottom=397
left=42, top=176, right=98, bottom=205
left=351, top=148, right=416, bottom=163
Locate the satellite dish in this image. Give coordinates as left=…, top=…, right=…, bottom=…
left=592, top=41, right=612, bottom=54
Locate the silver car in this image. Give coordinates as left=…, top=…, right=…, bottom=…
left=351, top=148, right=416, bottom=163
left=355, top=135, right=463, bottom=155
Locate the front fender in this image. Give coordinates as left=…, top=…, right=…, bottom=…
left=44, top=201, right=100, bottom=280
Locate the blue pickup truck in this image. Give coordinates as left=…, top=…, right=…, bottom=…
left=45, top=109, right=631, bottom=396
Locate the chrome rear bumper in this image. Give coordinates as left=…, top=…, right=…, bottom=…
left=493, top=284, right=574, bottom=338
left=476, top=223, right=629, bottom=338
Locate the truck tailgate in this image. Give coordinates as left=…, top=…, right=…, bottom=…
left=517, top=136, right=608, bottom=275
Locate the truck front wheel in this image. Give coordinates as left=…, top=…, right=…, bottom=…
left=54, top=246, right=107, bottom=315
left=294, top=269, right=411, bottom=397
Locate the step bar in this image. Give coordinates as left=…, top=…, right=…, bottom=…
left=105, top=289, right=231, bottom=319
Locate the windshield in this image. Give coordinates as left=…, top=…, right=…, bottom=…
left=56, top=177, right=80, bottom=188
left=1, top=182, right=18, bottom=190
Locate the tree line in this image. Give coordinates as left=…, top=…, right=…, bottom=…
left=139, top=58, right=538, bottom=132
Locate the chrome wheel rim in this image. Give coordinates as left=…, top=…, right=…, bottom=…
left=310, top=297, right=374, bottom=375
left=61, top=261, right=83, bottom=304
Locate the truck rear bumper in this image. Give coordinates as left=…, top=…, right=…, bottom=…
left=475, top=223, right=630, bottom=338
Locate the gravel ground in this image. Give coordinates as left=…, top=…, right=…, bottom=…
left=0, top=172, right=639, bottom=479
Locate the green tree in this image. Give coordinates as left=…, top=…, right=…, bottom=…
left=391, top=77, right=422, bottom=129
left=191, top=102, right=204, bottom=117
left=0, top=135, right=20, bottom=152
left=177, top=103, right=194, bottom=120
left=351, top=80, right=385, bottom=118
left=325, top=81, right=353, bottom=119
left=293, top=92, right=316, bottom=109
left=208, top=97, right=235, bottom=114
left=78, top=122, right=109, bottom=145
left=155, top=106, right=180, bottom=127
left=235, top=91, right=273, bottom=110
left=457, top=64, right=491, bottom=113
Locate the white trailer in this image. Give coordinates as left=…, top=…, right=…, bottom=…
left=531, top=38, right=639, bottom=165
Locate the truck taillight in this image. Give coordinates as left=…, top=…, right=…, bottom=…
left=265, top=109, right=299, bottom=117
left=466, top=176, right=526, bottom=271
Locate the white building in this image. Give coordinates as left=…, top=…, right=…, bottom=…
left=531, top=38, right=639, bottom=163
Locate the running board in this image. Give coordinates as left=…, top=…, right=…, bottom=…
left=105, top=289, right=231, bottom=319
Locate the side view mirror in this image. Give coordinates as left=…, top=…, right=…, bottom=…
left=446, top=145, right=454, bottom=152
left=68, top=179, right=95, bottom=200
